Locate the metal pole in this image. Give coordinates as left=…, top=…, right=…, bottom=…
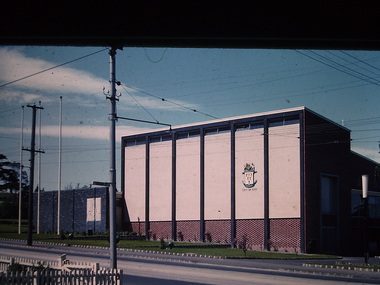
left=263, top=119, right=270, bottom=251
left=109, top=47, right=117, bottom=269
left=37, top=101, right=42, bottom=234
left=26, top=104, right=43, bottom=246
left=18, top=106, right=24, bottom=234
left=57, top=96, right=62, bottom=235
left=362, top=174, right=369, bottom=264
left=364, top=196, right=369, bottom=264
left=230, top=123, right=236, bottom=248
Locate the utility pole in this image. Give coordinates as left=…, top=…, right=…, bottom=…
left=18, top=106, right=24, bottom=234
left=107, top=47, right=118, bottom=269
left=23, top=103, right=44, bottom=246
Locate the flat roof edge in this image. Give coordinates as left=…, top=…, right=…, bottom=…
left=122, top=106, right=306, bottom=138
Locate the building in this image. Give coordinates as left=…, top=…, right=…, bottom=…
left=33, top=187, right=109, bottom=234
left=122, top=106, right=380, bottom=255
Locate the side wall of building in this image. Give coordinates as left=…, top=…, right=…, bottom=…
left=304, top=110, right=352, bottom=254
left=349, top=153, right=380, bottom=256
left=123, top=110, right=303, bottom=252
left=33, top=187, right=108, bottom=234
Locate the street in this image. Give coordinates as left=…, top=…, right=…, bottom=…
left=0, top=239, right=379, bottom=284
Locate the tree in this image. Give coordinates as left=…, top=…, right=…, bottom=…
left=0, top=154, right=23, bottom=193
left=0, top=154, right=29, bottom=219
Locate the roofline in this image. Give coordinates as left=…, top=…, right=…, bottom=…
left=121, top=106, right=354, bottom=139
left=303, top=107, right=351, bottom=133
left=122, top=106, right=306, bottom=138
left=351, top=150, right=380, bottom=166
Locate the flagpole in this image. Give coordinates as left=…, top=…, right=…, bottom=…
left=57, top=96, right=62, bottom=235
left=18, top=106, right=24, bottom=234
left=37, top=101, right=42, bottom=234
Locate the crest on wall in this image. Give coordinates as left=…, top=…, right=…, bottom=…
left=242, top=163, right=257, bottom=188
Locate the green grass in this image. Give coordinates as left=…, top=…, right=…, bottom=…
left=0, top=232, right=338, bottom=260
left=0, top=219, right=28, bottom=233
left=0, top=220, right=338, bottom=260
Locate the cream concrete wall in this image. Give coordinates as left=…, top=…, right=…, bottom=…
left=124, top=145, right=146, bottom=222
left=268, top=123, right=300, bottom=218
left=150, top=140, right=172, bottom=221
left=235, top=128, right=265, bottom=219
left=204, top=132, right=230, bottom=220
left=176, top=137, right=200, bottom=220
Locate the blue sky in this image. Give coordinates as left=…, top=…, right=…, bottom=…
left=0, top=46, right=379, bottom=191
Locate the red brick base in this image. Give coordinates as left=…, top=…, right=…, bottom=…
left=236, top=219, right=265, bottom=250
left=129, top=218, right=301, bottom=252
left=270, top=218, right=301, bottom=252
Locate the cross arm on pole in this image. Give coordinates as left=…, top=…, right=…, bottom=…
left=22, top=148, right=45, bottom=154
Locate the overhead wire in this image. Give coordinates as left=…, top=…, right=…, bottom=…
left=121, top=85, right=159, bottom=123
left=295, top=50, right=380, bottom=87
left=327, top=50, right=380, bottom=77
left=143, top=48, right=168, bottom=63
left=121, top=83, right=219, bottom=120
left=0, top=48, right=108, bottom=88
left=339, top=50, right=380, bottom=73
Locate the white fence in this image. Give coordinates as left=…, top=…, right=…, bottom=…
left=0, top=255, right=123, bottom=284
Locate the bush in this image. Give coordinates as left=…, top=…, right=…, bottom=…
left=160, top=238, right=165, bottom=249
left=205, top=232, right=212, bottom=243
left=238, top=234, right=248, bottom=256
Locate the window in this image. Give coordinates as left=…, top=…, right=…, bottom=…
left=87, top=197, right=101, bottom=222
left=269, top=116, right=299, bottom=127
left=351, top=189, right=380, bottom=218
left=321, top=175, right=338, bottom=215
left=126, top=137, right=146, bottom=146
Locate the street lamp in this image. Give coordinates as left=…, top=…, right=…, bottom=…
left=92, top=180, right=116, bottom=268
left=362, top=174, right=369, bottom=264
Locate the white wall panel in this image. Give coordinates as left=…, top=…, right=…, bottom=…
left=268, top=124, right=300, bottom=218
left=150, top=141, right=172, bottom=221
left=176, top=137, right=200, bottom=220
left=235, top=128, right=265, bottom=219
left=205, top=132, right=230, bottom=220
left=124, top=145, right=145, bottom=222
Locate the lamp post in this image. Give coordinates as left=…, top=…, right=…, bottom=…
left=92, top=180, right=115, bottom=267
left=362, top=174, right=369, bottom=264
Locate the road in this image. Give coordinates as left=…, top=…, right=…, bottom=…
left=0, top=239, right=379, bottom=284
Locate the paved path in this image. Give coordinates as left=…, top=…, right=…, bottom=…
left=0, top=239, right=379, bottom=284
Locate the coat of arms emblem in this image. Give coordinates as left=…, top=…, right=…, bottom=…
left=242, top=163, right=257, bottom=188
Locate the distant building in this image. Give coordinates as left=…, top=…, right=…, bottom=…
left=33, top=187, right=109, bottom=234
left=121, top=107, right=380, bottom=255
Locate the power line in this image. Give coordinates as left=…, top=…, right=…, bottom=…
left=122, top=83, right=219, bottom=120
left=121, top=85, right=159, bottom=123
left=143, top=48, right=168, bottom=63
left=296, top=50, right=380, bottom=87
left=327, top=51, right=380, bottom=77
left=0, top=48, right=108, bottom=88
left=339, top=50, right=380, bottom=73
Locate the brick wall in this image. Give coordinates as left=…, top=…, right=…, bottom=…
left=204, top=220, right=230, bottom=243
left=177, top=220, right=200, bottom=241
left=269, top=218, right=301, bottom=252
left=149, top=221, right=172, bottom=240
left=236, top=219, right=265, bottom=250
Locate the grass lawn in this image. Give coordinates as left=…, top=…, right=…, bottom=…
left=0, top=231, right=338, bottom=260
left=0, top=219, right=339, bottom=260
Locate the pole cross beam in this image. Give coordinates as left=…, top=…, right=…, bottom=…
left=22, top=148, right=45, bottom=154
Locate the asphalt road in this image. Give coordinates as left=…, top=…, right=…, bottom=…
left=0, top=239, right=379, bottom=284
